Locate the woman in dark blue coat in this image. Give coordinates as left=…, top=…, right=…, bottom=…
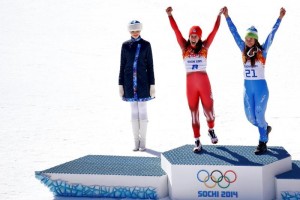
left=118, top=20, right=155, bottom=151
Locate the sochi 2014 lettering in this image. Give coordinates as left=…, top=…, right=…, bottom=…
left=244, top=64, right=258, bottom=68
left=187, top=60, right=202, bottom=63
left=198, top=191, right=238, bottom=198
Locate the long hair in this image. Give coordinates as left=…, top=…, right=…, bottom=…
left=243, top=39, right=263, bottom=67
left=185, top=39, right=203, bottom=54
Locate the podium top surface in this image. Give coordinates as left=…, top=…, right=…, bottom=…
left=162, top=145, right=290, bottom=166
left=36, top=155, right=166, bottom=177
left=276, top=160, right=300, bottom=179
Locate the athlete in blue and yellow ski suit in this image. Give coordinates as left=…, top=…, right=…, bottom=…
left=222, top=7, right=286, bottom=154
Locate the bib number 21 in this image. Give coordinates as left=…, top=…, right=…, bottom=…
left=245, top=69, right=257, bottom=78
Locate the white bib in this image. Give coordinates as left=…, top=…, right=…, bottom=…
left=243, top=61, right=265, bottom=80
left=184, top=57, right=207, bottom=72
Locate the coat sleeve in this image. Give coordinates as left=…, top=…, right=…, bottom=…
left=146, top=43, right=155, bottom=85
left=118, top=43, right=126, bottom=85
left=225, top=17, right=245, bottom=52
left=203, top=15, right=221, bottom=49
left=262, top=18, right=282, bottom=58
left=168, top=15, right=187, bottom=50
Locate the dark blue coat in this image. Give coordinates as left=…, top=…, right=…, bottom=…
left=118, top=37, right=155, bottom=101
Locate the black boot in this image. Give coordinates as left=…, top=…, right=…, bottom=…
left=267, top=126, right=272, bottom=139
left=254, top=141, right=267, bottom=155
left=208, top=129, right=218, bottom=144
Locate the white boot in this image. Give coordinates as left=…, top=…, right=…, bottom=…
left=131, top=120, right=140, bottom=151
left=139, top=120, right=148, bottom=151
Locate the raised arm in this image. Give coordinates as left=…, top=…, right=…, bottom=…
left=222, top=7, right=245, bottom=52
left=166, top=7, right=187, bottom=49
left=203, top=8, right=223, bottom=49
left=262, top=7, right=286, bottom=57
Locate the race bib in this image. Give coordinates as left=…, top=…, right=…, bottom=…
left=184, top=57, right=207, bottom=72
left=244, top=61, right=265, bottom=80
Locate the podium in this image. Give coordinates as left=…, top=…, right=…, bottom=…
left=35, top=145, right=300, bottom=200
left=35, top=155, right=168, bottom=199
left=275, top=160, right=300, bottom=199
left=161, top=145, right=291, bottom=200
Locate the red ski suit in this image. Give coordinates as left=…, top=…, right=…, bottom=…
left=168, top=15, right=220, bottom=138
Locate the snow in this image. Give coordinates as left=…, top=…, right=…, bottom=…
left=0, top=0, right=299, bottom=199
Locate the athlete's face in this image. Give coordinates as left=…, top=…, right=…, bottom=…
left=245, top=37, right=255, bottom=48
left=130, top=31, right=141, bottom=39
left=189, top=34, right=200, bottom=47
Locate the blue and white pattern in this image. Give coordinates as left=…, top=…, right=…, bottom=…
left=123, top=96, right=153, bottom=102
left=281, top=191, right=300, bottom=200
left=133, top=43, right=141, bottom=100
left=36, top=172, right=158, bottom=199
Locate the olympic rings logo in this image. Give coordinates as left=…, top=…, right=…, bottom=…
left=197, top=170, right=237, bottom=189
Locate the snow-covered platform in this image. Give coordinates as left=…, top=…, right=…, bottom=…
left=161, top=145, right=292, bottom=200
left=276, top=160, right=300, bottom=200
left=35, top=155, right=168, bottom=199
left=36, top=145, right=299, bottom=200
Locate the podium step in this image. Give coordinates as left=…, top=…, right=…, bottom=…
left=162, top=144, right=290, bottom=166
left=35, top=155, right=168, bottom=199
left=276, top=160, right=300, bottom=200
left=161, top=145, right=291, bottom=200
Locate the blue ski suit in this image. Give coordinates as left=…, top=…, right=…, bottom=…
left=225, top=17, right=282, bottom=142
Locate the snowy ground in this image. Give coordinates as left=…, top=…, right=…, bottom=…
left=0, top=0, right=299, bottom=199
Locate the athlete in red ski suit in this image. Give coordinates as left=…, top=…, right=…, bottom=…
left=166, top=7, right=222, bottom=152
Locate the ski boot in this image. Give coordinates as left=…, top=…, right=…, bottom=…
left=193, top=139, right=202, bottom=153
left=208, top=129, right=218, bottom=144
left=254, top=141, right=267, bottom=155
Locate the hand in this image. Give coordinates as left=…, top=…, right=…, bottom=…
left=279, top=7, right=286, bottom=19
left=222, top=6, right=229, bottom=18
left=150, top=85, right=155, bottom=98
left=166, top=6, right=173, bottom=16
left=219, top=7, right=225, bottom=16
left=119, top=85, right=124, bottom=97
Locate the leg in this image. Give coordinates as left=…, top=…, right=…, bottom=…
left=244, top=81, right=270, bottom=142
left=130, top=102, right=140, bottom=151
left=243, top=87, right=257, bottom=127
left=254, top=81, right=269, bottom=143
left=199, top=75, right=217, bottom=144
left=186, top=73, right=200, bottom=138
left=137, top=102, right=148, bottom=151
left=199, top=77, right=215, bottom=127
left=137, top=101, right=148, bottom=121
left=186, top=73, right=202, bottom=152
left=186, top=73, right=203, bottom=153
left=244, top=80, right=270, bottom=155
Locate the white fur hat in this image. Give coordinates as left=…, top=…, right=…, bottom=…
left=128, top=20, right=143, bottom=32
